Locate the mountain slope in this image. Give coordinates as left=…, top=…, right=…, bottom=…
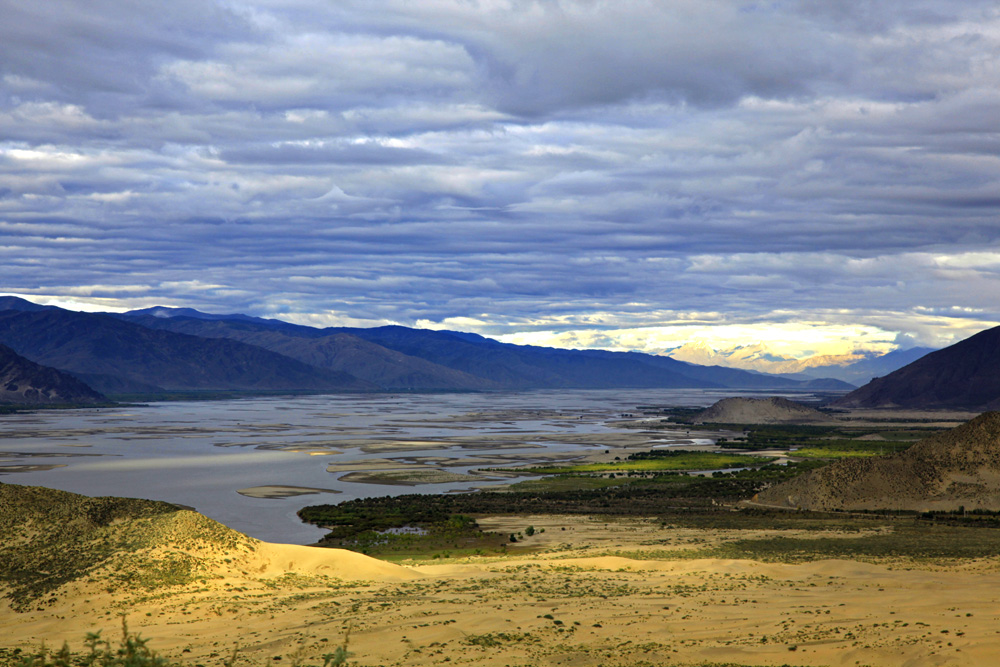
left=0, top=343, right=106, bottom=404
left=0, top=301, right=372, bottom=394
left=754, top=412, right=1000, bottom=511
left=340, top=326, right=849, bottom=390
left=119, top=315, right=500, bottom=391
left=832, top=326, right=1000, bottom=410
left=121, top=315, right=720, bottom=389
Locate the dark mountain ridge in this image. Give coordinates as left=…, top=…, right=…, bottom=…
left=833, top=325, right=1000, bottom=411
left=119, top=315, right=500, bottom=391
left=0, top=343, right=106, bottom=404
left=0, top=299, right=372, bottom=394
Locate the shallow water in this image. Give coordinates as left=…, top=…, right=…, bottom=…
left=0, top=388, right=820, bottom=543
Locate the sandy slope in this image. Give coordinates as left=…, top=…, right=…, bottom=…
left=4, top=514, right=1000, bottom=667
left=245, top=542, right=422, bottom=581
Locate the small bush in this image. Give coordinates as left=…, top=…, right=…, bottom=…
left=12, top=620, right=352, bottom=667
left=16, top=618, right=170, bottom=667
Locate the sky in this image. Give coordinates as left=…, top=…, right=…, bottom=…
left=2, top=1, right=1000, bottom=359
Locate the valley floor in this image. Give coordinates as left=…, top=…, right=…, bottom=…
left=4, top=514, right=999, bottom=667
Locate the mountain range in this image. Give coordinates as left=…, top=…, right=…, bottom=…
left=668, top=340, right=934, bottom=385
left=0, top=296, right=854, bottom=398
left=115, top=306, right=858, bottom=392
left=0, top=298, right=372, bottom=395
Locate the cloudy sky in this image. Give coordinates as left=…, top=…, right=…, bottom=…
left=2, top=1, right=1000, bottom=358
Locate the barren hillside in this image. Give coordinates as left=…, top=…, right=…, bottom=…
left=754, top=411, right=1000, bottom=511
left=693, top=396, right=827, bottom=424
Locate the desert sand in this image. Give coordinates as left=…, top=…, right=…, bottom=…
left=4, top=513, right=998, bottom=667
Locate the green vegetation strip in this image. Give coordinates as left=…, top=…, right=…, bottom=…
left=2, top=621, right=351, bottom=667
left=790, top=443, right=912, bottom=459
left=525, top=451, right=773, bottom=474
left=712, top=424, right=931, bottom=452
left=298, top=462, right=826, bottom=555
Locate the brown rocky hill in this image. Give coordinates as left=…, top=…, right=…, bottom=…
left=693, top=396, right=827, bottom=424
left=0, top=343, right=105, bottom=404
left=754, top=411, right=1000, bottom=511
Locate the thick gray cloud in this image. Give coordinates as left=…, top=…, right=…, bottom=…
left=1, top=1, right=1000, bottom=352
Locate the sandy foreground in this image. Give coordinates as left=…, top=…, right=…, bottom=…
left=3, top=515, right=1000, bottom=667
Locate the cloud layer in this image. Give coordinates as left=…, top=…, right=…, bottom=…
left=2, top=1, right=1000, bottom=354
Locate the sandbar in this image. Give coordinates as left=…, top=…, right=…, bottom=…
left=0, top=464, right=68, bottom=473
left=236, top=485, right=342, bottom=499
left=338, top=469, right=498, bottom=486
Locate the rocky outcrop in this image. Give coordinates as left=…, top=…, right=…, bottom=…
left=693, top=396, right=827, bottom=424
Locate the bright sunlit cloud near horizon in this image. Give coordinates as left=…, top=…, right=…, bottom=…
left=496, top=323, right=902, bottom=359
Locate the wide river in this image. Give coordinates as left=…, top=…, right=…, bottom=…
left=0, top=389, right=822, bottom=543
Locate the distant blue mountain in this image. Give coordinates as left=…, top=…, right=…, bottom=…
left=119, top=306, right=855, bottom=393
left=0, top=297, right=373, bottom=395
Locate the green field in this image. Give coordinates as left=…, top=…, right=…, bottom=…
left=789, top=441, right=913, bottom=458
left=522, top=450, right=774, bottom=475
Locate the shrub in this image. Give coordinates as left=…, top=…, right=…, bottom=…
left=16, top=618, right=169, bottom=667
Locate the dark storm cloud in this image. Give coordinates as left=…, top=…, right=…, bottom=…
left=317, top=0, right=849, bottom=114
left=0, top=0, right=255, bottom=115
left=2, top=1, right=1000, bottom=350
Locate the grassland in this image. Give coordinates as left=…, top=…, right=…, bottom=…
left=788, top=441, right=914, bottom=458
left=519, top=450, right=774, bottom=474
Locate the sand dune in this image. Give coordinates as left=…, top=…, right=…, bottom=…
left=6, top=537, right=998, bottom=667
left=246, top=542, right=422, bottom=581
